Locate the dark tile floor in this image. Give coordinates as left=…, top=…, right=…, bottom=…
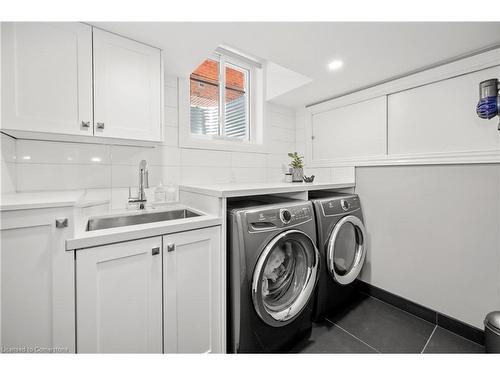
left=294, top=293, right=485, bottom=354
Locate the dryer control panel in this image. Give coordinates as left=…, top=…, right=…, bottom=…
left=321, top=195, right=360, bottom=216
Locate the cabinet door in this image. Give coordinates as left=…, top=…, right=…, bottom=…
left=76, top=237, right=163, bottom=353
left=388, top=66, right=500, bottom=155
left=1, top=208, right=75, bottom=353
left=311, top=96, right=387, bottom=161
left=93, top=28, right=162, bottom=142
left=1, top=22, right=93, bottom=136
left=163, top=226, right=222, bottom=353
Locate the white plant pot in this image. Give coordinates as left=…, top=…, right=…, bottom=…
left=291, top=168, right=303, bottom=182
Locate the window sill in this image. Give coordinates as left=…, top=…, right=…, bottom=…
left=179, top=134, right=268, bottom=153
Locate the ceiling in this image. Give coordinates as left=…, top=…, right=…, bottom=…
left=94, top=22, right=500, bottom=109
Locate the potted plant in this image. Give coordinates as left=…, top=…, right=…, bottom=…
left=288, top=152, right=304, bottom=182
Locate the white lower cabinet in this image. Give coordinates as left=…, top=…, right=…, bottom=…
left=76, top=236, right=163, bottom=353
left=75, top=226, right=222, bottom=354
left=163, top=226, right=222, bottom=353
left=1, top=207, right=75, bottom=353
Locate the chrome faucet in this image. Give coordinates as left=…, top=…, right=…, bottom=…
left=128, top=160, right=149, bottom=209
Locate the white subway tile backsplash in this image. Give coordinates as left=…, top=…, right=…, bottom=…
left=267, top=103, right=295, bottom=117
left=16, top=140, right=111, bottom=165
left=16, top=164, right=111, bottom=191
left=165, top=75, right=178, bottom=89
left=1, top=160, right=16, bottom=193
left=231, top=152, right=267, bottom=168
left=268, top=111, right=295, bottom=129
left=181, top=149, right=231, bottom=168
left=159, top=146, right=181, bottom=166
left=266, top=153, right=291, bottom=172
left=1, top=134, right=16, bottom=162
left=295, top=114, right=306, bottom=130
left=163, top=126, right=179, bottom=146
left=110, top=145, right=162, bottom=166
left=332, top=166, right=355, bottom=183
left=181, top=166, right=232, bottom=185
left=165, top=86, right=178, bottom=108
left=231, top=167, right=267, bottom=183
left=269, top=126, right=295, bottom=143
left=266, top=168, right=286, bottom=183
left=160, top=166, right=181, bottom=185
left=165, top=107, right=179, bottom=127
left=111, top=165, right=163, bottom=188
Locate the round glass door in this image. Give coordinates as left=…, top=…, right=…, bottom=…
left=252, top=230, right=319, bottom=327
left=327, top=215, right=366, bottom=285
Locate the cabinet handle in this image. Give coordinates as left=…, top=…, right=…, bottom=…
left=55, top=218, right=68, bottom=228
left=167, top=243, right=175, bottom=252
left=81, top=121, right=91, bottom=128
left=152, top=247, right=160, bottom=256
left=96, top=122, right=105, bottom=130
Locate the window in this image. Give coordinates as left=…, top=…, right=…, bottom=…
left=190, top=54, right=250, bottom=141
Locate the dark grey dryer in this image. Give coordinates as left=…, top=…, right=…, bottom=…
left=309, top=192, right=367, bottom=320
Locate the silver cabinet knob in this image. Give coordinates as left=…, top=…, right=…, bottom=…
left=167, top=243, right=175, bottom=252
left=81, top=121, right=91, bottom=128
left=55, top=218, right=68, bottom=228
left=96, top=122, right=105, bottom=130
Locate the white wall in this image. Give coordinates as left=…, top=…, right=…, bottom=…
left=1, top=76, right=298, bottom=208
left=355, top=164, right=500, bottom=329
left=0, top=134, right=16, bottom=193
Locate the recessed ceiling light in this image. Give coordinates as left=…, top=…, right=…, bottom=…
left=328, top=59, right=343, bottom=71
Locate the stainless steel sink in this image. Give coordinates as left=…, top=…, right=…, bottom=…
left=86, top=209, right=201, bottom=231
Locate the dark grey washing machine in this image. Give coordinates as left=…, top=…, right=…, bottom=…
left=309, top=191, right=367, bottom=321
left=227, top=197, right=320, bottom=353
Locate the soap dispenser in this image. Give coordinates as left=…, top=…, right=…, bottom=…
left=154, top=182, right=167, bottom=202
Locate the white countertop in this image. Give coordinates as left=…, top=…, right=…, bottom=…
left=66, top=205, right=221, bottom=250
left=179, top=181, right=355, bottom=198
left=0, top=190, right=109, bottom=211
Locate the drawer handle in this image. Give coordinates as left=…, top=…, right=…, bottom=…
left=152, top=247, right=160, bottom=256
left=81, top=121, right=91, bottom=128
left=96, top=122, right=105, bottom=130
left=167, top=243, right=175, bottom=252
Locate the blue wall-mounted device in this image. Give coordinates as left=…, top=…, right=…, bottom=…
left=476, top=78, right=500, bottom=130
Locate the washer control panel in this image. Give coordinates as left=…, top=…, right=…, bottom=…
left=280, top=206, right=312, bottom=224
left=246, top=203, right=313, bottom=231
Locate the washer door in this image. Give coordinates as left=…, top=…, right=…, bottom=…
left=327, top=215, right=367, bottom=285
left=252, top=229, right=319, bottom=327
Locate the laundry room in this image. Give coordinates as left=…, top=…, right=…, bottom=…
left=1, top=1, right=500, bottom=374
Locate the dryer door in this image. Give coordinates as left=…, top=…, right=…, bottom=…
left=252, top=230, right=319, bottom=327
left=327, top=215, right=367, bottom=285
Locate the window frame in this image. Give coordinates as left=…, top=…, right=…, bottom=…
left=179, top=50, right=266, bottom=153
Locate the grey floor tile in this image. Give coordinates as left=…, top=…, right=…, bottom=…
left=423, top=327, right=484, bottom=353
left=326, top=294, right=435, bottom=353
left=292, top=321, right=377, bottom=353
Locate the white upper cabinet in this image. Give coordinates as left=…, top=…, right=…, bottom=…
left=388, top=66, right=500, bottom=156
left=1, top=22, right=93, bottom=136
left=93, top=28, right=162, bottom=142
left=1, top=23, right=163, bottom=143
